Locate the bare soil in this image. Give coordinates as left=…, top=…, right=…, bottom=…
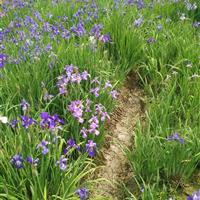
left=91, top=74, right=145, bottom=200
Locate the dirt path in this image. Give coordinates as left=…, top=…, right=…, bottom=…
left=92, top=74, right=145, bottom=200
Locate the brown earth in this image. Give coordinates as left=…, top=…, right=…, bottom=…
left=91, top=74, right=145, bottom=200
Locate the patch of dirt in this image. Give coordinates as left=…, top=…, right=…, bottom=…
left=92, top=74, right=145, bottom=199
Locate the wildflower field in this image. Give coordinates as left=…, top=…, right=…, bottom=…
left=0, top=0, right=200, bottom=199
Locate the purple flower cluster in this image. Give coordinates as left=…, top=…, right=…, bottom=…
left=56, top=156, right=67, bottom=171
left=20, top=115, right=36, bottom=129
left=20, top=99, right=29, bottom=112
left=37, top=140, right=50, bottom=155
left=90, top=24, right=110, bottom=43
left=57, top=65, right=90, bottom=95
left=90, top=77, right=118, bottom=99
left=76, top=188, right=89, bottom=200
left=80, top=104, right=109, bottom=138
left=11, top=154, right=39, bottom=169
left=136, top=0, right=144, bottom=9
left=68, top=100, right=84, bottom=123
left=57, top=65, right=117, bottom=141
left=40, top=112, right=64, bottom=130
left=68, top=100, right=110, bottom=139
left=99, top=34, right=110, bottom=43
left=167, top=133, right=184, bottom=144
left=10, top=119, right=18, bottom=128
left=26, top=156, right=39, bottom=166
left=2, top=0, right=27, bottom=11
left=10, top=154, right=24, bottom=169
left=123, top=0, right=144, bottom=9
left=88, top=116, right=100, bottom=136
left=147, top=37, right=156, bottom=44
left=134, top=17, right=143, bottom=27
left=110, top=90, right=118, bottom=99
left=1, top=1, right=111, bottom=68
left=86, top=140, right=97, bottom=157
left=71, top=21, right=86, bottom=37
left=90, top=24, right=103, bottom=38
left=95, top=103, right=110, bottom=122
left=9, top=102, right=65, bottom=132
left=0, top=54, right=7, bottom=68
left=64, top=138, right=80, bottom=154
left=90, top=87, right=100, bottom=97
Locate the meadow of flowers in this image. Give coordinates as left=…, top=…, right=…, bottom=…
left=0, top=0, right=200, bottom=199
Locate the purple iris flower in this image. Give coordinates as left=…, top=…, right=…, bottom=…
left=65, top=65, right=74, bottom=76
left=99, top=34, right=110, bottom=43
left=81, top=71, right=90, bottom=80
left=80, top=127, right=88, bottom=138
left=187, top=190, right=200, bottom=200
left=110, top=90, right=118, bottom=99
left=104, top=81, right=112, bottom=89
left=71, top=21, right=86, bottom=37
left=134, top=18, right=143, bottom=27
left=51, top=25, right=60, bottom=35
left=68, top=100, right=84, bottom=123
left=0, top=54, right=7, bottom=68
left=56, top=65, right=90, bottom=95
left=67, top=138, right=76, bottom=148
left=114, top=0, right=119, bottom=8
left=40, top=112, right=64, bottom=130
left=40, top=112, right=49, bottom=120
left=57, top=75, right=69, bottom=88
left=128, top=0, right=134, bottom=5
left=20, top=115, right=35, bottom=129
left=56, top=156, right=67, bottom=171
left=95, top=103, right=104, bottom=115
left=45, top=43, right=52, bottom=51
left=20, top=99, right=29, bottom=112
left=136, top=0, right=144, bottom=9
left=71, top=73, right=82, bottom=83
left=37, top=140, right=50, bottom=155
left=76, top=188, right=89, bottom=200
left=11, top=154, right=24, bottom=169
left=64, top=138, right=80, bottom=154
left=147, top=37, right=156, bottom=44
left=88, top=116, right=99, bottom=135
left=10, top=119, right=18, bottom=128
left=33, top=11, right=43, bottom=21
left=26, top=156, right=39, bottom=166
left=90, top=24, right=103, bottom=38
left=42, top=22, right=51, bottom=32
left=167, top=133, right=184, bottom=144
left=61, top=86, right=69, bottom=95
left=85, top=140, right=97, bottom=157
left=95, top=104, right=110, bottom=122
left=62, top=29, right=71, bottom=39
left=90, top=87, right=100, bottom=97
left=100, top=111, right=110, bottom=122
